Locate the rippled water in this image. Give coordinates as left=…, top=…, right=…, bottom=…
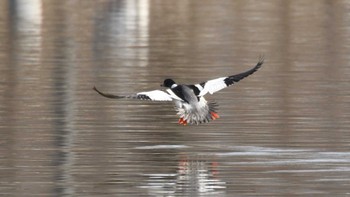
left=1, top=0, right=350, bottom=196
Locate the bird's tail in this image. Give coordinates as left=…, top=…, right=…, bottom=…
left=177, top=101, right=219, bottom=125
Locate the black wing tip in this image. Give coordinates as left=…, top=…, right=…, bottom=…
left=93, top=86, right=104, bottom=95
left=93, top=86, right=124, bottom=99
left=256, top=55, right=264, bottom=69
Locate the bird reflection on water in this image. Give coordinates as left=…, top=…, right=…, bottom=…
left=139, top=156, right=226, bottom=196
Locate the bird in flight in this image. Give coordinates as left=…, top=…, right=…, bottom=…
left=94, top=58, right=264, bottom=125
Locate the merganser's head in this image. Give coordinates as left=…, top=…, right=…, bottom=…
left=162, top=79, right=177, bottom=88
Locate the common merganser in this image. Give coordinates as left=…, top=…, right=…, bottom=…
left=93, top=58, right=264, bottom=125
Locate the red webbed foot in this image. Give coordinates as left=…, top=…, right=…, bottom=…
left=178, top=118, right=188, bottom=125
left=210, top=112, right=220, bottom=120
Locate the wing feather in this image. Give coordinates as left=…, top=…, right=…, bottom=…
left=197, top=58, right=264, bottom=96
left=93, top=87, right=173, bottom=101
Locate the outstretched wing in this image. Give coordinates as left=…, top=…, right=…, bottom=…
left=93, top=86, right=173, bottom=101
left=197, top=58, right=264, bottom=96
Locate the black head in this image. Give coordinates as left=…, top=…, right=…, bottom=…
left=161, top=79, right=176, bottom=88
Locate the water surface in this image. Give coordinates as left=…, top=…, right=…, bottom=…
left=1, top=0, right=350, bottom=196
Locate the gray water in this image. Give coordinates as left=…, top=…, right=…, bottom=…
left=1, top=0, right=350, bottom=196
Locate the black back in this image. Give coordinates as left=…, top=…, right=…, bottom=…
left=171, top=85, right=199, bottom=103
